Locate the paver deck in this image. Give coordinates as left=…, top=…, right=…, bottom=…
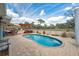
left=4, top=34, right=79, bottom=56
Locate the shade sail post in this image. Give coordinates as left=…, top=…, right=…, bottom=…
left=75, top=7, right=79, bottom=45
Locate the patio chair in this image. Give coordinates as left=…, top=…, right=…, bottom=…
left=0, top=39, right=10, bottom=56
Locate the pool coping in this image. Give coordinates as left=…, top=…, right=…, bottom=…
left=22, top=33, right=65, bottom=48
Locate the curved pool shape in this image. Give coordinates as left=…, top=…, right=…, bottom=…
left=23, top=34, right=62, bottom=47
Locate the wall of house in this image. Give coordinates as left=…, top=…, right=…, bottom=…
left=0, top=4, right=6, bottom=40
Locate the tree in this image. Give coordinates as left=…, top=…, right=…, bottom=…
left=64, top=7, right=75, bottom=29
left=49, top=24, right=55, bottom=29
left=44, top=24, right=47, bottom=29
left=37, top=19, right=45, bottom=24
left=31, top=22, right=35, bottom=29
left=24, top=22, right=29, bottom=24
left=37, top=19, right=45, bottom=29
left=66, top=19, right=75, bottom=29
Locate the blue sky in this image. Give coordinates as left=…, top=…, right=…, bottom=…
left=5, top=3, right=79, bottom=25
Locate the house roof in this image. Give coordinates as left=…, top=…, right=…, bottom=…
left=19, top=24, right=32, bottom=27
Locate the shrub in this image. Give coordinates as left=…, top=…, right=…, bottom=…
left=51, top=34, right=60, bottom=36
left=36, top=31, right=39, bottom=33
left=66, top=29, right=70, bottom=32
left=71, top=35, right=75, bottom=39
left=70, top=34, right=75, bottom=39
left=61, top=32, right=67, bottom=37
left=43, top=31, right=45, bottom=34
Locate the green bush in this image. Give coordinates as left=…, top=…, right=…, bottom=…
left=70, top=34, right=75, bottom=39
left=51, top=34, right=60, bottom=36
left=61, top=32, right=67, bottom=37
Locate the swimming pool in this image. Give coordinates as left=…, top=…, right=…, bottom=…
left=23, top=34, right=62, bottom=47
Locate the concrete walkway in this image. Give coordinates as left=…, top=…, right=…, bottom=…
left=5, top=34, right=79, bottom=56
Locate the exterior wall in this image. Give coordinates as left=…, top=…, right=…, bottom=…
left=0, top=3, right=6, bottom=16
left=0, top=24, right=3, bottom=39
left=0, top=4, right=6, bottom=40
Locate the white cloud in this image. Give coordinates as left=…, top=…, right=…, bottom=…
left=64, top=7, right=72, bottom=10
left=22, top=16, right=72, bottom=25
left=47, top=16, right=64, bottom=22
left=19, top=17, right=34, bottom=23
left=44, top=21, right=50, bottom=26
left=10, top=17, right=34, bottom=24
left=46, top=16, right=73, bottom=25
left=6, top=9, right=19, bottom=18
left=66, top=17, right=73, bottom=20
left=34, top=21, right=39, bottom=25
left=39, top=9, right=45, bottom=16
left=41, top=23, right=45, bottom=26
left=10, top=15, right=73, bottom=26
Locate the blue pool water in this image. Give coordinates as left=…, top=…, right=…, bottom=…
left=23, top=34, right=62, bottom=47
